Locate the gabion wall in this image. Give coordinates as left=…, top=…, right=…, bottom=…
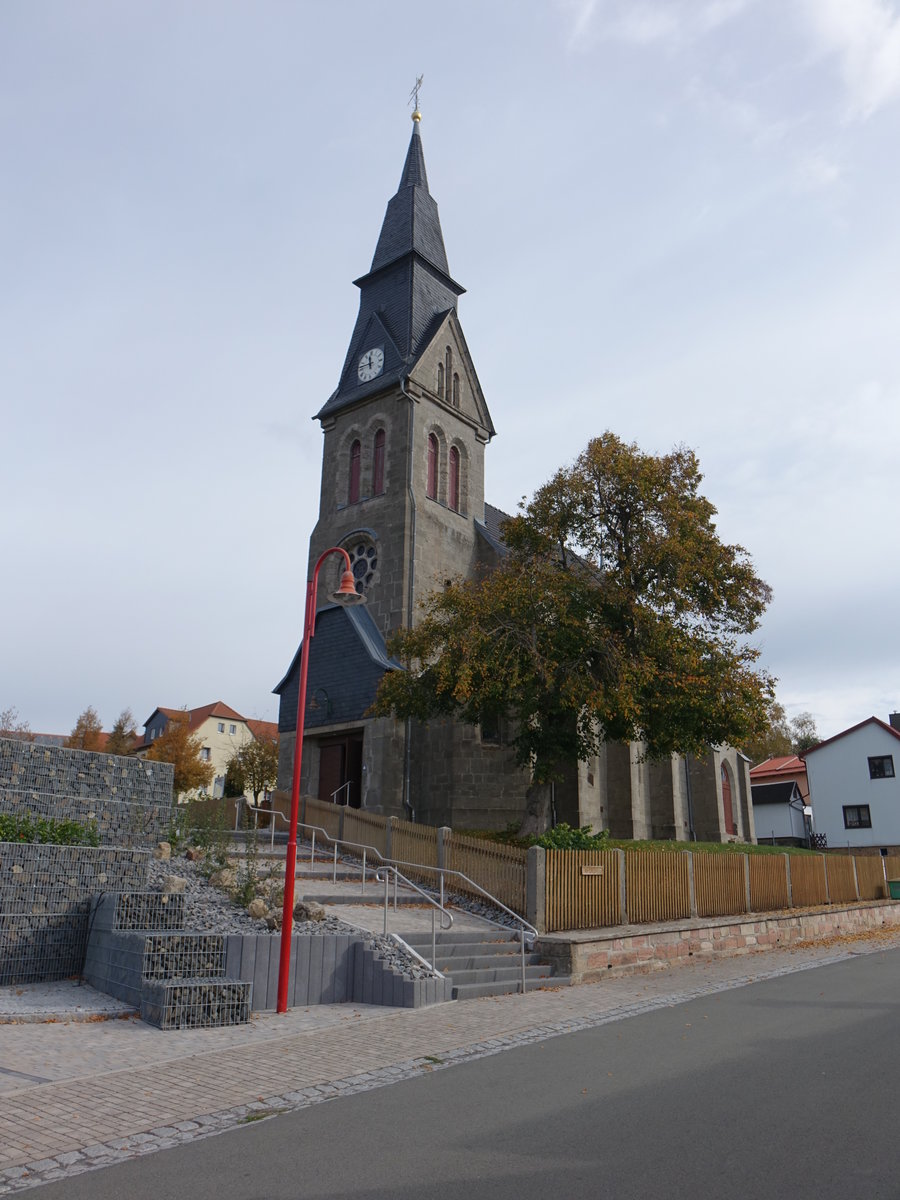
left=0, top=738, right=170, bottom=986
left=0, top=844, right=149, bottom=984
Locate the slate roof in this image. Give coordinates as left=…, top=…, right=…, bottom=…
left=316, top=120, right=466, bottom=422
left=475, top=501, right=515, bottom=556
left=751, top=781, right=802, bottom=806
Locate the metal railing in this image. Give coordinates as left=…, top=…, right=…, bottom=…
left=295, top=813, right=536, bottom=993
left=241, top=804, right=537, bottom=992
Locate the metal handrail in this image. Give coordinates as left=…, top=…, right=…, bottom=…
left=236, top=804, right=538, bottom=993
left=330, top=781, right=352, bottom=806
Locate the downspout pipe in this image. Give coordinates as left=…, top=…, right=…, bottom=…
left=400, top=376, right=417, bottom=821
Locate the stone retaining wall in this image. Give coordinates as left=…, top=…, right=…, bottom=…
left=537, top=900, right=900, bottom=984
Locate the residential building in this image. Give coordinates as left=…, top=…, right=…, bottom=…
left=751, top=780, right=809, bottom=846
left=137, top=702, right=278, bottom=801
left=801, top=715, right=900, bottom=850
left=749, top=754, right=809, bottom=804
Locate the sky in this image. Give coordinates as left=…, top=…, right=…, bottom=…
left=2, top=0, right=899, bottom=742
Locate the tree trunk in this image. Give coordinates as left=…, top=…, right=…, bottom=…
left=517, top=781, right=553, bottom=837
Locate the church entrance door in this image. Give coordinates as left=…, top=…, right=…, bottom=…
left=318, top=733, right=364, bottom=808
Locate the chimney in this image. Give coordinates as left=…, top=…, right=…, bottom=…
left=890, top=713, right=900, bottom=731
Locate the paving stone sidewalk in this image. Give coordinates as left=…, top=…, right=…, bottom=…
left=3, top=927, right=900, bottom=1194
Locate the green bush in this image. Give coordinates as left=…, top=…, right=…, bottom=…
left=0, top=812, right=101, bottom=847
left=534, top=822, right=610, bottom=850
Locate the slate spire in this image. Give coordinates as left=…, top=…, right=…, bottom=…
left=316, top=115, right=465, bottom=420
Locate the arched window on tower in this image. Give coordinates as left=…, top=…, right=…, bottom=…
left=449, top=446, right=460, bottom=512
left=373, top=429, right=385, bottom=495
left=426, top=433, right=438, bottom=500
left=436, top=362, right=444, bottom=400
left=445, top=347, right=452, bottom=392
left=348, top=439, right=361, bottom=504
left=452, top=373, right=460, bottom=408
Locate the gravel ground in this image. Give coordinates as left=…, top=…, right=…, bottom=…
left=145, top=855, right=438, bottom=980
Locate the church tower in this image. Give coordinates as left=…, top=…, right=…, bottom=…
left=308, top=110, right=495, bottom=638
left=275, top=111, right=522, bottom=821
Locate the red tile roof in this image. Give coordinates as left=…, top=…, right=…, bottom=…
left=246, top=719, right=279, bottom=742
left=749, top=755, right=806, bottom=779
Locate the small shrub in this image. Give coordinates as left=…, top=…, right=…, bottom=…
left=534, top=823, right=610, bottom=851
left=0, top=812, right=100, bottom=847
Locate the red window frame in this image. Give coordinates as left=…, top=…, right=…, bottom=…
left=427, top=433, right=438, bottom=499
left=449, top=446, right=460, bottom=512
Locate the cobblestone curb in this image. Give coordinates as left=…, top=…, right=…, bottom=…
left=0, top=940, right=878, bottom=1195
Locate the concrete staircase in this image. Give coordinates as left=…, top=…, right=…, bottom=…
left=400, top=929, right=570, bottom=1000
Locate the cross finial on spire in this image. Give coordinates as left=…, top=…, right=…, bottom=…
left=409, top=74, right=423, bottom=122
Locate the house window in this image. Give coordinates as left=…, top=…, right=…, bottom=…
left=229, top=724, right=236, bottom=735
left=373, top=429, right=385, bottom=495
left=348, top=439, right=361, bottom=504
left=481, top=716, right=505, bottom=745
left=436, top=362, right=444, bottom=400
left=449, top=446, right=460, bottom=512
left=217, top=723, right=224, bottom=733
left=868, top=756, right=895, bottom=779
left=201, top=747, right=211, bottom=761
left=427, top=433, right=438, bottom=499
left=452, top=373, right=460, bottom=408
left=844, top=805, right=872, bottom=829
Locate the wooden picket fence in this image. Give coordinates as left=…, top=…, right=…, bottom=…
left=542, top=848, right=897, bottom=934
left=279, top=793, right=899, bottom=934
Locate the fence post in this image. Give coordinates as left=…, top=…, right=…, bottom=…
left=526, top=845, right=546, bottom=934
left=822, top=854, right=831, bottom=905
left=386, top=816, right=396, bottom=862
left=618, top=848, right=628, bottom=925
left=851, top=855, right=860, bottom=902
left=784, top=854, right=793, bottom=908
left=743, top=854, right=751, bottom=914
left=686, top=850, right=697, bottom=918
left=437, top=827, right=451, bottom=873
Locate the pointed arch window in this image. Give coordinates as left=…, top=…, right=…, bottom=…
left=436, top=362, right=444, bottom=400
left=445, top=347, right=452, bottom=392
left=449, top=446, right=460, bottom=512
left=452, top=373, right=460, bottom=408
left=348, top=439, right=361, bottom=504
left=426, top=433, right=438, bottom=500
left=373, top=429, right=385, bottom=496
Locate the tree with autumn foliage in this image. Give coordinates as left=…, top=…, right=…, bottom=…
left=373, top=432, right=774, bottom=831
left=65, top=706, right=104, bottom=751
left=144, top=711, right=213, bottom=798
left=105, top=708, right=138, bottom=756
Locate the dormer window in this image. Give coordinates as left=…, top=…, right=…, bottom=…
left=348, top=439, right=361, bottom=504
left=427, top=433, right=438, bottom=499
left=373, top=429, right=386, bottom=495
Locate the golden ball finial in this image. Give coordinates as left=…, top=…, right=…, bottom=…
left=411, top=109, right=422, bottom=122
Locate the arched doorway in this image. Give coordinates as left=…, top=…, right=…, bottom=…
left=721, top=762, right=737, bottom=837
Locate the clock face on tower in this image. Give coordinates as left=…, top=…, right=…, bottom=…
left=357, top=347, right=384, bottom=382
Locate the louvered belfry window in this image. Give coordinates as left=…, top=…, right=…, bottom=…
left=348, top=439, right=361, bottom=504
left=373, top=429, right=385, bottom=495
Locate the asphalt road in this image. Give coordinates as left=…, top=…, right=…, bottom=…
left=35, top=950, right=900, bottom=1200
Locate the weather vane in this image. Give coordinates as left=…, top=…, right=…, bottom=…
left=409, top=74, right=424, bottom=119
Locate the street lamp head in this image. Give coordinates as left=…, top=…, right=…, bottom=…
left=332, top=569, right=367, bottom=606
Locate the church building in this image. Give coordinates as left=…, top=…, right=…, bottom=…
left=274, top=111, right=754, bottom=845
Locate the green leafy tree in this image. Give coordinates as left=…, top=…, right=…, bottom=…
left=236, top=734, right=279, bottom=806
left=0, top=706, right=34, bottom=741
left=144, top=712, right=214, bottom=798
left=790, top=711, right=819, bottom=753
left=742, top=698, right=793, bottom=764
left=105, top=708, right=138, bottom=756
left=65, top=706, right=104, bottom=751
left=374, top=432, right=774, bottom=833
left=223, top=753, right=246, bottom=799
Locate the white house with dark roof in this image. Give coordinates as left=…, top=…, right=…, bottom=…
left=802, top=715, right=900, bottom=849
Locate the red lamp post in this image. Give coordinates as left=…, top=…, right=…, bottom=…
left=277, top=546, right=364, bottom=1013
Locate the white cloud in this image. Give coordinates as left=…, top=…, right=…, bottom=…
left=794, top=149, right=842, bottom=189
left=800, top=0, right=900, bottom=119
left=559, top=0, right=752, bottom=50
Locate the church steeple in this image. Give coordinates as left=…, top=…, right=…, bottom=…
left=315, top=116, right=465, bottom=421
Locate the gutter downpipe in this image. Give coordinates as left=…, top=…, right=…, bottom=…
left=400, top=376, right=417, bottom=821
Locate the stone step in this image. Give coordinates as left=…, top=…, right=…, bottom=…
left=419, top=952, right=549, bottom=973
left=401, top=936, right=526, bottom=957
left=401, top=930, right=525, bottom=947
left=441, top=964, right=558, bottom=987
left=451, top=976, right=572, bottom=1000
